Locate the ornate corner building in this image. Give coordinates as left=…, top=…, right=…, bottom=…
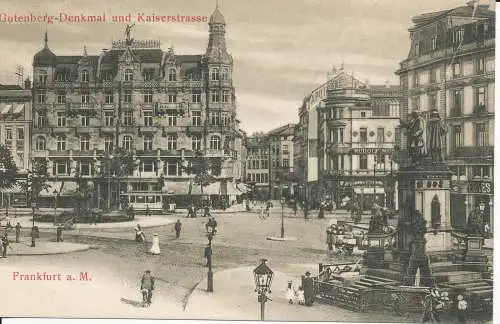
left=31, top=7, right=246, bottom=211
left=295, top=67, right=401, bottom=210
left=396, top=2, right=495, bottom=229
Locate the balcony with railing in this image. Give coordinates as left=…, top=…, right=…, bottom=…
left=450, top=146, right=494, bottom=158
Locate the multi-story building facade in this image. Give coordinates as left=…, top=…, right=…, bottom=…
left=396, top=2, right=495, bottom=228
left=31, top=6, right=246, bottom=211
left=318, top=70, right=400, bottom=210
left=245, top=133, right=270, bottom=201
left=296, top=67, right=400, bottom=209
left=0, top=82, right=32, bottom=209
left=268, top=123, right=295, bottom=200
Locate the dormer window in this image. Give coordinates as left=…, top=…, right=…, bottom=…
left=124, top=69, right=133, bottom=81
left=81, top=69, right=89, bottom=82
left=38, top=70, right=47, bottom=83
left=55, top=73, right=70, bottom=82
left=103, top=71, right=113, bottom=81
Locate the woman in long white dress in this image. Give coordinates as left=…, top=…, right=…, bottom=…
left=150, top=233, right=160, bottom=255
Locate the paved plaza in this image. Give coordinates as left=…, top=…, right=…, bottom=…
left=0, top=208, right=493, bottom=322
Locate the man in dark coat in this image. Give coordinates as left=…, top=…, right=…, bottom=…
left=15, top=222, right=21, bottom=243
left=140, top=270, right=155, bottom=306
left=174, top=219, right=182, bottom=239
left=1, top=233, right=9, bottom=258
left=56, top=225, right=63, bottom=242
left=302, top=271, right=314, bottom=306
left=30, top=226, right=39, bottom=247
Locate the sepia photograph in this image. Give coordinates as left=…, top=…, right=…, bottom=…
left=0, top=0, right=495, bottom=322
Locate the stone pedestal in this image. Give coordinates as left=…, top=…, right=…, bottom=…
left=464, top=236, right=488, bottom=263
left=366, top=233, right=385, bottom=268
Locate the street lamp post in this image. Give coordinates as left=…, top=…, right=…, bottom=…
left=488, top=200, right=493, bottom=236
left=253, top=258, right=274, bottom=321
left=53, top=189, right=58, bottom=225
left=373, top=161, right=377, bottom=205
left=206, top=222, right=217, bottom=292
left=107, top=154, right=113, bottom=211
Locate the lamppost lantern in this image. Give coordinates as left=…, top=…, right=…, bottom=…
left=253, top=258, right=273, bottom=321
left=253, top=258, right=274, bottom=293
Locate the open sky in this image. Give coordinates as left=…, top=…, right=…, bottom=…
left=0, top=0, right=495, bottom=134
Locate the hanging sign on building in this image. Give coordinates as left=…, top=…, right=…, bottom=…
left=467, top=181, right=493, bottom=194
left=354, top=148, right=392, bottom=154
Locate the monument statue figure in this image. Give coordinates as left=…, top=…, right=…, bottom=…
left=400, top=111, right=427, bottom=165
left=404, top=210, right=433, bottom=286
left=426, top=109, right=447, bottom=163
left=368, top=203, right=384, bottom=234
left=466, top=200, right=486, bottom=237
left=125, top=23, right=135, bottom=45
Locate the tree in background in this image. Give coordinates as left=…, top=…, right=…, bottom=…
left=0, top=143, right=18, bottom=189
left=181, top=150, right=223, bottom=204
left=25, top=159, right=51, bottom=208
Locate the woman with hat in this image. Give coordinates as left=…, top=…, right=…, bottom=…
left=456, top=294, right=467, bottom=323
left=150, top=233, right=160, bottom=255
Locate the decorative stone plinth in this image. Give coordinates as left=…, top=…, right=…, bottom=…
left=366, top=233, right=385, bottom=268
left=464, top=236, right=488, bottom=263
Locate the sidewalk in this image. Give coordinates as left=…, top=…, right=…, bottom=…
left=3, top=241, right=90, bottom=256
left=184, top=265, right=416, bottom=322
left=9, top=215, right=176, bottom=230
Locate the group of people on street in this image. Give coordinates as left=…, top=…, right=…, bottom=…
left=285, top=271, right=315, bottom=306
left=134, top=219, right=185, bottom=256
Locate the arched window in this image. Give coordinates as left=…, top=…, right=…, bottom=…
left=191, top=135, right=202, bottom=151
left=210, top=135, right=221, bottom=150
left=125, top=69, right=133, bottom=81
left=81, top=69, right=89, bottom=82
left=35, top=136, right=46, bottom=150
left=431, top=195, right=441, bottom=229
left=56, top=135, right=66, bottom=151
left=122, top=135, right=133, bottom=150
left=167, top=135, right=177, bottom=150
left=143, top=135, right=153, bottom=150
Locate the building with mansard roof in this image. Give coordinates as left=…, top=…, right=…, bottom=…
left=31, top=6, right=246, bottom=212
left=395, top=1, right=495, bottom=229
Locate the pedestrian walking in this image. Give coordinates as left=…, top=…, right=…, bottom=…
left=174, top=219, right=182, bottom=239
left=318, top=202, right=325, bottom=219
left=150, top=233, right=160, bottom=255
left=286, top=281, right=295, bottom=304
left=30, top=226, right=39, bottom=247
left=391, top=293, right=404, bottom=316
left=457, top=294, right=467, bottom=324
left=56, top=225, right=64, bottom=242
left=15, top=222, right=21, bottom=243
left=302, top=271, right=314, bottom=306
left=135, top=224, right=146, bottom=242
left=145, top=206, right=151, bottom=217
left=140, top=270, right=155, bottom=307
left=1, top=233, right=9, bottom=258
left=204, top=206, right=210, bottom=218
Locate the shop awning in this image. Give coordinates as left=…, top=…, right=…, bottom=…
left=12, top=104, right=25, bottom=114
left=0, top=104, right=12, bottom=115
left=39, top=181, right=79, bottom=196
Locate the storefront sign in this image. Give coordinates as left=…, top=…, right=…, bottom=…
left=354, top=148, right=392, bottom=154
left=468, top=181, right=493, bottom=194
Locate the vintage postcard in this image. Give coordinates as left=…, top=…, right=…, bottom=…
left=0, top=0, right=495, bottom=322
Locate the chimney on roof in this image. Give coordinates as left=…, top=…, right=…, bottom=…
left=385, top=80, right=390, bottom=88
left=24, top=78, right=31, bottom=90
left=364, top=78, right=370, bottom=89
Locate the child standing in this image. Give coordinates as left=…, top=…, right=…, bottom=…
left=286, top=281, right=294, bottom=304
left=457, top=294, right=467, bottom=323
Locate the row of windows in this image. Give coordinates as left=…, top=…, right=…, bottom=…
left=449, top=123, right=490, bottom=149
left=50, top=160, right=185, bottom=177
left=35, top=135, right=224, bottom=152
left=247, top=173, right=269, bottom=184
left=271, top=159, right=289, bottom=168
left=330, top=127, right=388, bottom=144
left=36, top=110, right=231, bottom=128
left=38, top=67, right=231, bottom=83
left=411, top=57, right=486, bottom=88
left=412, top=87, right=488, bottom=114
left=247, top=160, right=269, bottom=170
left=450, top=165, right=492, bottom=180
left=37, top=89, right=231, bottom=104
left=2, top=127, right=24, bottom=141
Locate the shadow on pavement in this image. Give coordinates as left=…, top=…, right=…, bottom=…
left=120, top=297, right=144, bottom=308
